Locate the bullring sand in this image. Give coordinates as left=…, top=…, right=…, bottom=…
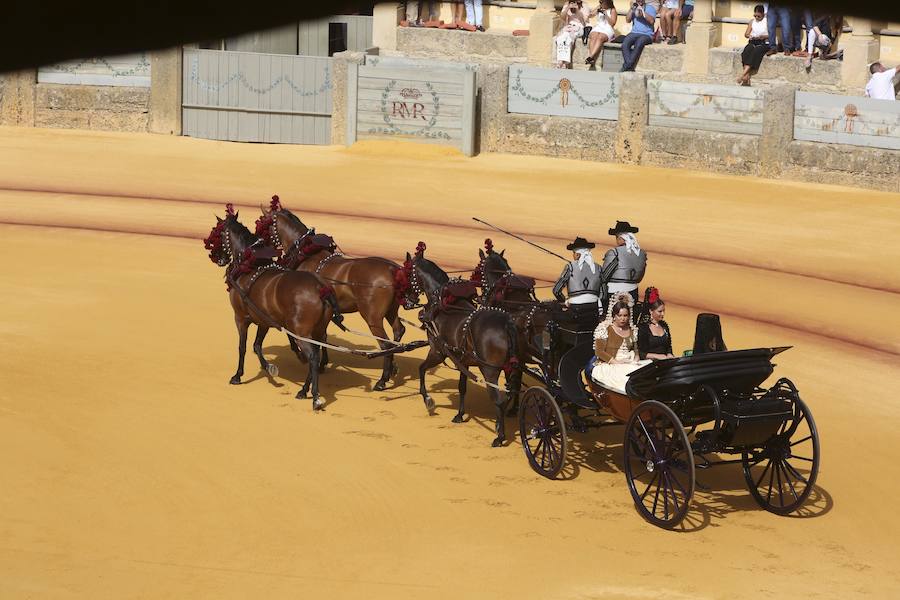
left=1, top=127, right=899, bottom=599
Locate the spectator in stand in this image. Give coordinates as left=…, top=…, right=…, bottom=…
left=658, top=0, right=680, bottom=45
left=465, top=0, right=485, bottom=32
left=555, top=1, right=589, bottom=68
left=405, top=1, right=438, bottom=27
left=866, top=63, right=900, bottom=100
left=621, top=0, right=657, bottom=72
left=672, top=0, right=694, bottom=44
left=448, top=1, right=466, bottom=28
left=586, top=0, right=618, bottom=68
left=789, top=7, right=814, bottom=57
left=766, top=3, right=794, bottom=55
left=802, top=14, right=842, bottom=69
left=737, top=5, right=768, bottom=86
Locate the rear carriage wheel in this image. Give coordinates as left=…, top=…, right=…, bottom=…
left=518, top=387, right=567, bottom=479
left=742, top=391, right=819, bottom=515
left=623, top=401, right=695, bottom=529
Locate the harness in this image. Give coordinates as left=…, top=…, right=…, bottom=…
left=315, top=251, right=343, bottom=274
left=419, top=278, right=518, bottom=379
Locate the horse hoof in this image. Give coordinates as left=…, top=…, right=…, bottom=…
left=296, top=390, right=308, bottom=400
left=491, top=437, right=505, bottom=448
left=229, top=375, right=242, bottom=385
left=266, top=363, right=279, bottom=378
left=313, top=398, right=326, bottom=410
left=452, top=414, right=464, bottom=424
left=424, top=396, right=436, bottom=414
left=373, top=380, right=388, bottom=392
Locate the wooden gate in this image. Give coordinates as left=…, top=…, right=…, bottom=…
left=182, top=48, right=333, bottom=144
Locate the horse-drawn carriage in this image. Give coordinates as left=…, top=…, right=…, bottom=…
left=517, top=325, right=820, bottom=529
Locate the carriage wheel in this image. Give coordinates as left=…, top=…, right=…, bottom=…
left=742, top=394, right=819, bottom=515
left=623, top=400, right=695, bottom=529
left=518, top=387, right=567, bottom=479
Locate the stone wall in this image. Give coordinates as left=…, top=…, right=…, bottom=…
left=33, top=83, right=149, bottom=132
left=641, top=127, right=760, bottom=174
left=334, top=52, right=899, bottom=192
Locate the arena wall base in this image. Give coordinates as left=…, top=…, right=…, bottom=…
left=33, top=83, right=149, bottom=133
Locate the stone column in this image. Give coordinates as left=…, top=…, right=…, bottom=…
left=527, top=0, right=560, bottom=66
left=373, top=2, right=404, bottom=52
left=0, top=69, right=37, bottom=127
left=615, top=73, right=649, bottom=164
left=759, top=83, right=796, bottom=179
left=330, top=51, right=367, bottom=145
left=683, top=0, right=716, bottom=75
left=841, top=18, right=880, bottom=92
left=149, top=47, right=183, bottom=135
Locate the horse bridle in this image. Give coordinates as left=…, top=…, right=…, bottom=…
left=404, top=261, right=426, bottom=310
left=272, top=213, right=314, bottom=268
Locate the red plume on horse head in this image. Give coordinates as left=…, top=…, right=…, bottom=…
left=270, top=194, right=282, bottom=211
left=415, top=241, right=426, bottom=257
left=225, top=203, right=236, bottom=217
left=484, top=238, right=494, bottom=254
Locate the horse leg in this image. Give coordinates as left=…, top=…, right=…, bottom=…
left=507, top=367, right=523, bottom=417
left=418, top=347, right=444, bottom=414
left=252, top=325, right=272, bottom=375
left=452, top=372, right=467, bottom=423
left=319, top=334, right=329, bottom=372
left=387, top=305, right=406, bottom=382
left=483, top=367, right=506, bottom=447
left=368, top=318, right=394, bottom=391
left=288, top=336, right=307, bottom=364
left=297, top=341, right=324, bottom=410
left=230, top=316, right=251, bottom=384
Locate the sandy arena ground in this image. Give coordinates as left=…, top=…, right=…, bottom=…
left=1, top=127, right=899, bottom=599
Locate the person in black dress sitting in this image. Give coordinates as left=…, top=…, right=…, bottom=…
left=637, top=287, right=675, bottom=360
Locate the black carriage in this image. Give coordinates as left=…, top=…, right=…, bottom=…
left=517, top=330, right=820, bottom=529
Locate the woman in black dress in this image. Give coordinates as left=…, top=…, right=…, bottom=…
left=637, top=288, right=675, bottom=360
left=738, top=5, right=769, bottom=86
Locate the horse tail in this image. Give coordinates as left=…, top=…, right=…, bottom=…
left=319, top=284, right=347, bottom=331
left=502, top=317, right=520, bottom=382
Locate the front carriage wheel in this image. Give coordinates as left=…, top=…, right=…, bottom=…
left=518, top=387, right=567, bottom=479
left=624, top=401, right=695, bottom=529
left=742, top=392, right=819, bottom=515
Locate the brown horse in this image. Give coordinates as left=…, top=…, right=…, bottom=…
left=256, top=196, right=405, bottom=391
left=471, top=239, right=556, bottom=369
left=204, top=206, right=343, bottom=410
left=398, top=242, right=520, bottom=447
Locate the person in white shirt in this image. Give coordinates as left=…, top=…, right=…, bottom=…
left=865, top=63, right=899, bottom=101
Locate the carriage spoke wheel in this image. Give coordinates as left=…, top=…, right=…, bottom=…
left=518, top=387, right=567, bottom=479
left=743, top=395, right=819, bottom=515
left=623, top=400, right=695, bottom=529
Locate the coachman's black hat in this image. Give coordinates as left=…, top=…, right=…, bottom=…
left=566, top=236, right=595, bottom=250
left=608, top=221, right=639, bottom=235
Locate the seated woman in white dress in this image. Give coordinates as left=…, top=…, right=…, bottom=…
left=555, top=1, right=589, bottom=68
left=591, top=293, right=650, bottom=394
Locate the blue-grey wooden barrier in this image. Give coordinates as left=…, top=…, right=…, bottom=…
left=794, top=91, right=900, bottom=151
left=346, top=61, right=477, bottom=156
left=182, top=48, right=333, bottom=144
left=507, top=65, right=619, bottom=120
left=648, top=79, right=764, bottom=135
